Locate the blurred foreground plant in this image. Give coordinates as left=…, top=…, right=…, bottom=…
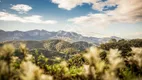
left=130, top=47, right=142, bottom=67
left=83, top=47, right=125, bottom=80
left=0, top=43, right=142, bottom=80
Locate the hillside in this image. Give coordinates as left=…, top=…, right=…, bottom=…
left=0, top=39, right=92, bottom=53
left=0, top=29, right=121, bottom=44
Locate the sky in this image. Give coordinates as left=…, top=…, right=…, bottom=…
left=0, top=0, right=142, bottom=39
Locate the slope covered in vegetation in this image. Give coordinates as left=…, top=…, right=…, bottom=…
left=0, top=39, right=142, bottom=80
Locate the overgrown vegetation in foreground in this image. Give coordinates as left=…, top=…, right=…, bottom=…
left=0, top=42, right=142, bottom=80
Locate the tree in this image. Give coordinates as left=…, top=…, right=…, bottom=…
left=108, top=39, right=117, bottom=43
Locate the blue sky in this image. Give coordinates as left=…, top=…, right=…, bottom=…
left=0, top=0, right=142, bottom=38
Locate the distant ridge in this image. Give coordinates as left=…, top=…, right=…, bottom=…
left=0, top=29, right=121, bottom=44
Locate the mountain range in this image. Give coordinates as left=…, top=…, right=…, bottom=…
left=0, top=29, right=121, bottom=44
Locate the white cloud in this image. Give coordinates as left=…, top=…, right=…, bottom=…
left=23, top=15, right=57, bottom=24
left=52, top=0, right=82, bottom=10
left=0, top=12, right=57, bottom=24
left=126, top=32, right=142, bottom=39
left=51, top=0, right=116, bottom=11
left=68, top=13, right=110, bottom=27
left=11, top=4, right=32, bottom=14
left=52, top=0, right=142, bottom=38
left=68, top=0, right=142, bottom=27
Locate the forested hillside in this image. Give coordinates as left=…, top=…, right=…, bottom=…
left=0, top=39, right=142, bottom=80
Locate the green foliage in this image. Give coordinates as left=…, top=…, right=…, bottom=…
left=109, top=38, right=117, bottom=43
left=100, top=39, right=142, bottom=57
left=61, top=47, right=78, bottom=54
left=0, top=40, right=142, bottom=80
left=68, top=54, right=87, bottom=67
left=72, top=41, right=92, bottom=51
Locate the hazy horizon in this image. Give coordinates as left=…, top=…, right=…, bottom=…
left=0, top=29, right=121, bottom=38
